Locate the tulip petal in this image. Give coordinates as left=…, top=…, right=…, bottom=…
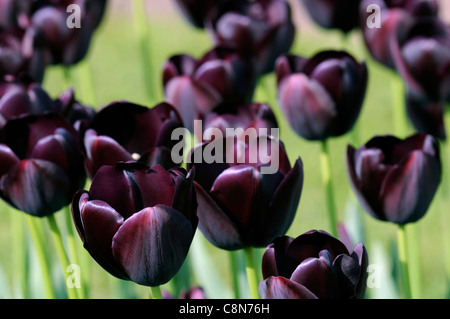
left=78, top=196, right=128, bottom=280
left=195, top=182, right=243, bottom=250
left=259, top=276, right=317, bottom=299
left=112, top=205, right=195, bottom=286
left=0, top=144, right=19, bottom=177
left=0, top=159, right=69, bottom=217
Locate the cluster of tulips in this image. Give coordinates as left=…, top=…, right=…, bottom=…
left=0, top=0, right=448, bottom=300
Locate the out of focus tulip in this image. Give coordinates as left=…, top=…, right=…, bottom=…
left=189, top=134, right=303, bottom=250
left=82, top=101, right=183, bottom=178
left=259, top=230, right=368, bottom=299
left=346, top=133, right=441, bottom=225
left=301, top=0, right=362, bottom=34
left=0, top=113, right=86, bottom=217
left=71, top=162, right=198, bottom=286
left=55, top=87, right=96, bottom=131
left=173, top=0, right=217, bottom=28
left=276, top=51, right=368, bottom=141
left=207, top=0, right=295, bottom=75
left=163, top=47, right=256, bottom=132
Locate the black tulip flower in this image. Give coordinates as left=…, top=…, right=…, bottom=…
left=301, top=0, right=362, bottom=34
left=71, top=162, right=198, bottom=286
left=55, top=87, right=96, bottom=131
left=360, top=0, right=439, bottom=70
left=207, top=0, right=295, bottom=75
left=259, top=230, right=369, bottom=299
left=276, top=51, right=368, bottom=141
left=346, top=133, right=441, bottom=225
left=163, top=47, right=256, bottom=132
left=22, top=0, right=107, bottom=66
left=198, top=102, right=278, bottom=142
left=82, top=101, right=183, bottom=178
left=189, top=134, right=303, bottom=250
left=0, top=113, right=86, bottom=217
left=173, top=0, right=218, bottom=28
left=0, top=76, right=59, bottom=129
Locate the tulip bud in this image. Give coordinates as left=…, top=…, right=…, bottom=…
left=276, top=51, right=368, bottom=141
left=346, top=133, right=441, bottom=225
left=71, top=162, right=198, bottom=286
left=0, top=113, right=86, bottom=217
left=259, top=230, right=369, bottom=299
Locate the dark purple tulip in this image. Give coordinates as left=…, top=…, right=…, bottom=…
left=276, top=51, right=368, bottom=141
left=188, top=135, right=303, bottom=250
left=55, top=87, right=96, bottom=131
left=346, top=133, right=441, bottom=225
left=301, top=0, right=362, bottom=33
left=0, top=113, right=86, bottom=217
left=207, top=0, right=295, bottom=75
left=259, top=230, right=369, bottom=299
left=71, top=162, right=198, bottom=286
left=0, top=76, right=59, bottom=129
left=360, top=0, right=439, bottom=70
left=82, top=101, right=183, bottom=178
left=198, top=102, right=278, bottom=142
left=22, top=0, right=107, bottom=66
left=173, top=0, right=218, bottom=28
left=163, top=47, right=256, bottom=132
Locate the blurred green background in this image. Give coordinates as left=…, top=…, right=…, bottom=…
left=0, top=0, right=449, bottom=299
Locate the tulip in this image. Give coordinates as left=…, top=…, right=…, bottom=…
left=207, top=0, right=295, bottom=74
left=173, top=0, right=217, bottom=28
left=55, top=87, right=96, bottom=131
left=301, top=0, right=362, bottom=34
left=189, top=134, right=303, bottom=250
left=259, top=230, right=369, bottom=299
left=346, top=133, right=441, bottom=225
left=276, top=51, right=368, bottom=141
left=22, top=0, right=107, bottom=66
left=163, top=47, right=256, bottom=132
left=82, top=101, right=183, bottom=178
left=71, top=162, right=198, bottom=286
left=0, top=76, right=59, bottom=128
left=0, top=113, right=86, bottom=217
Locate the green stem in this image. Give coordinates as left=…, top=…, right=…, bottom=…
left=320, top=140, right=338, bottom=237
left=132, top=0, right=155, bottom=105
left=244, top=247, right=260, bottom=299
left=47, top=214, right=78, bottom=299
left=24, top=215, right=56, bottom=299
left=397, top=225, right=412, bottom=299
left=64, top=206, right=86, bottom=299
left=151, top=286, right=163, bottom=299
left=229, top=251, right=242, bottom=299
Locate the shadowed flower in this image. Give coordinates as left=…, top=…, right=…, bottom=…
left=207, top=0, right=295, bottom=75
left=82, top=101, right=183, bottom=178
left=71, top=162, right=198, bottom=286
left=0, top=113, right=86, bottom=217
left=189, top=134, right=303, bottom=250
left=259, top=230, right=369, bottom=299
left=346, top=133, right=441, bottom=225
left=276, top=51, right=368, bottom=141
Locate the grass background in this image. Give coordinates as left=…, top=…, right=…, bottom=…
left=0, top=0, right=449, bottom=299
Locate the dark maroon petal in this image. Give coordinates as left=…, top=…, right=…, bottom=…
left=195, top=182, right=243, bottom=250
left=379, top=147, right=441, bottom=224
left=0, top=144, right=19, bottom=177
left=261, top=243, right=278, bottom=278
left=139, top=147, right=178, bottom=170
left=112, top=205, right=195, bottom=286
left=0, top=159, right=69, bottom=217
left=78, top=196, right=128, bottom=280
left=290, top=250, right=337, bottom=299
left=162, top=54, right=198, bottom=86
left=259, top=276, right=318, bottom=299
left=352, top=242, right=369, bottom=299
left=83, top=129, right=132, bottom=177
left=275, top=55, right=308, bottom=84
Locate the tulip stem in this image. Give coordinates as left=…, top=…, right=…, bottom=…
left=24, top=215, right=56, bottom=299
left=47, top=214, right=79, bottom=299
left=320, top=140, right=339, bottom=237
left=244, top=247, right=260, bottom=299
left=397, top=224, right=412, bottom=299
left=151, top=286, right=163, bottom=299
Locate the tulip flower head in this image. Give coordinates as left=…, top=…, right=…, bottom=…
left=259, top=230, right=369, bottom=299
left=346, top=133, right=441, bottom=225
left=72, top=162, right=198, bottom=286
left=0, top=113, right=86, bottom=217
left=276, top=51, right=368, bottom=141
